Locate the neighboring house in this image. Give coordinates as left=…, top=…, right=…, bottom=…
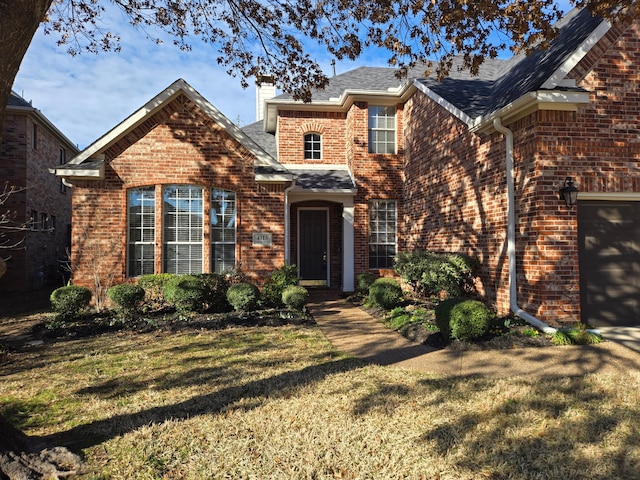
left=1, top=92, right=77, bottom=291
left=53, top=8, right=640, bottom=327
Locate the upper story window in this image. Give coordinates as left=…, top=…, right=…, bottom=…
left=32, top=124, right=38, bottom=150
left=368, top=106, right=396, bottom=154
left=59, top=148, right=67, bottom=193
left=304, top=133, right=321, bottom=160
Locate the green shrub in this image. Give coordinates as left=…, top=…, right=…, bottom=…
left=107, top=283, right=145, bottom=318
left=50, top=285, right=92, bottom=320
left=368, top=277, right=403, bottom=310
left=281, top=285, right=309, bottom=311
left=261, top=263, right=299, bottom=308
left=356, top=272, right=376, bottom=293
left=194, top=273, right=231, bottom=313
left=138, top=274, right=176, bottom=311
left=394, top=250, right=479, bottom=299
left=163, top=275, right=209, bottom=314
left=227, top=282, right=261, bottom=311
left=435, top=297, right=492, bottom=342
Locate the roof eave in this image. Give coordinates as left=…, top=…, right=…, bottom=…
left=264, top=83, right=417, bottom=134
left=472, top=90, right=591, bottom=133
left=49, top=159, right=105, bottom=181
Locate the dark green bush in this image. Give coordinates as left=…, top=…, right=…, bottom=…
left=368, top=277, right=403, bottom=310
left=394, top=250, right=479, bottom=299
left=138, top=273, right=176, bottom=311
left=282, top=285, right=309, bottom=311
left=107, top=283, right=145, bottom=318
left=50, top=285, right=92, bottom=320
left=227, top=282, right=261, bottom=311
left=194, top=273, right=231, bottom=313
left=163, top=275, right=209, bottom=314
left=356, top=272, right=376, bottom=293
left=261, top=263, right=299, bottom=308
left=435, top=297, right=492, bottom=342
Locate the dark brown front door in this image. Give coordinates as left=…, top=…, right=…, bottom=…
left=578, top=200, right=640, bottom=327
left=299, top=210, right=328, bottom=284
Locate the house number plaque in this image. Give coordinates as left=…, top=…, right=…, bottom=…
left=253, top=232, right=272, bottom=246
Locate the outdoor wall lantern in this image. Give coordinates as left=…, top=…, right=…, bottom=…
left=559, top=176, right=579, bottom=208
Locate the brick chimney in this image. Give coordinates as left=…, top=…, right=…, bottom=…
left=256, top=75, right=276, bottom=122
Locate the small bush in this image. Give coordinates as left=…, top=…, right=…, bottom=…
left=282, top=285, right=309, bottom=311
left=107, top=283, right=145, bottom=318
left=50, top=285, right=92, bottom=321
left=394, top=250, right=479, bottom=299
left=163, top=275, right=208, bottom=314
left=138, top=274, right=176, bottom=311
left=261, top=263, right=299, bottom=308
left=195, top=273, right=231, bottom=313
left=356, top=273, right=376, bottom=293
left=368, top=277, right=403, bottom=310
left=227, top=282, right=261, bottom=311
left=435, top=297, right=493, bottom=342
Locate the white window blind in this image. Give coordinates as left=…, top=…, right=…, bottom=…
left=128, top=187, right=156, bottom=276
left=368, top=106, right=396, bottom=154
left=163, top=185, right=203, bottom=274
left=211, top=188, right=236, bottom=273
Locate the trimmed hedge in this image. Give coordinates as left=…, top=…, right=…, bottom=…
left=435, top=297, right=492, bottom=342
left=227, top=282, right=261, bottom=311
left=368, top=277, right=403, bottom=310
left=138, top=273, right=176, bottom=311
left=356, top=272, right=376, bottom=293
left=282, top=285, right=309, bottom=311
left=261, top=263, right=299, bottom=308
left=194, top=273, right=231, bottom=313
left=50, top=285, right=92, bottom=320
left=107, top=283, right=145, bottom=318
left=163, top=275, right=209, bottom=314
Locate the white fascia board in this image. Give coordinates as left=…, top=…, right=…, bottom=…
left=472, top=90, right=591, bottom=133
left=254, top=173, right=294, bottom=182
left=412, top=80, right=474, bottom=126
left=264, top=82, right=416, bottom=134
left=49, top=159, right=105, bottom=180
left=542, top=19, right=611, bottom=89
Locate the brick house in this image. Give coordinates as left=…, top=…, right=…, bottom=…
left=1, top=92, right=77, bottom=291
left=54, top=8, right=639, bottom=327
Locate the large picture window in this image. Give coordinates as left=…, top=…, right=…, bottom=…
left=368, top=106, right=396, bottom=154
left=163, top=185, right=203, bottom=274
left=211, top=188, right=236, bottom=273
left=128, top=187, right=156, bottom=276
left=304, top=133, right=321, bottom=160
left=369, top=200, right=397, bottom=269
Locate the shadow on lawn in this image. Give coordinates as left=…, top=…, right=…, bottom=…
left=42, top=356, right=367, bottom=451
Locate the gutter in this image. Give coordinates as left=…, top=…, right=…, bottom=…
left=493, top=118, right=557, bottom=334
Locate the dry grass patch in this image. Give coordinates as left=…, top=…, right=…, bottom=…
left=1, top=321, right=640, bottom=479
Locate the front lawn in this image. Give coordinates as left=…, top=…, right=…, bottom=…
left=1, top=311, right=639, bottom=479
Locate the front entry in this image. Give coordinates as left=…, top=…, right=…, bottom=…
left=299, top=209, right=328, bottom=286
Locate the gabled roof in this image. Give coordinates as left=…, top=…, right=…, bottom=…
left=53, top=79, right=291, bottom=181
left=264, top=7, right=607, bottom=133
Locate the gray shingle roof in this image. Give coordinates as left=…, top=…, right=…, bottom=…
left=7, top=91, right=32, bottom=108
left=242, top=121, right=277, bottom=158
left=288, top=168, right=356, bottom=192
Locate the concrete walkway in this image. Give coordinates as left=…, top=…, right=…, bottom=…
left=307, top=295, right=640, bottom=378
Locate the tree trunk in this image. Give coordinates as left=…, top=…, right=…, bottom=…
left=0, top=0, right=53, bottom=145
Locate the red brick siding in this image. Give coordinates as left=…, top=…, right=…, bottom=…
left=70, top=95, right=285, bottom=290
left=1, top=110, right=73, bottom=290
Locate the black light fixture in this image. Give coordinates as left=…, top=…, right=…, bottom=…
left=559, top=176, right=579, bottom=208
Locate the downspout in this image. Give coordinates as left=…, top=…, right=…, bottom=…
left=493, top=118, right=557, bottom=334
left=284, top=179, right=296, bottom=263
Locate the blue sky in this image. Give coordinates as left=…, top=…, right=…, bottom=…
left=13, top=6, right=386, bottom=150
left=14, top=2, right=573, bottom=150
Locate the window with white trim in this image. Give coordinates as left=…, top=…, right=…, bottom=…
left=128, top=187, right=156, bottom=276
left=304, top=133, right=321, bottom=160
left=369, top=200, right=397, bottom=269
left=368, top=106, right=396, bottom=154
left=163, top=185, right=203, bottom=274
left=211, top=188, right=236, bottom=273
